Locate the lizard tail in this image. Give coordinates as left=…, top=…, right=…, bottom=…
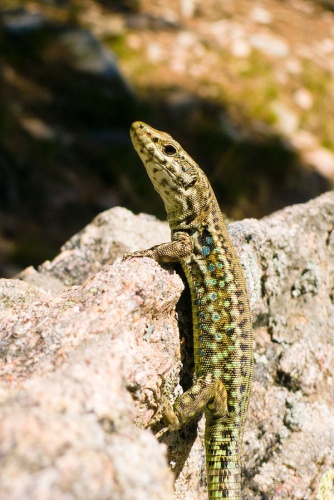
left=205, top=420, right=242, bottom=499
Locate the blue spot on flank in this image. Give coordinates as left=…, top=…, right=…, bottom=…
left=206, top=236, right=213, bottom=244
left=196, top=299, right=201, bottom=305
left=195, top=281, right=199, bottom=286
left=199, top=335, right=203, bottom=342
left=197, top=311, right=204, bottom=317
left=199, top=349, right=204, bottom=357
left=202, top=246, right=210, bottom=256
left=208, top=263, right=215, bottom=271
left=199, top=324, right=204, bottom=329
left=217, top=262, right=223, bottom=268
left=216, top=333, right=222, bottom=340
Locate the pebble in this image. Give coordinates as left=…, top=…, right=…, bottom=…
left=231, top=38, right=251, bottom=58
left=250, top=33, right=289, bottom=58
left=210, top=20, right=245, bottom=47
left=293, top=88, right=313, bottom=110
left=270, top=101, right=299, bottom=135
left=285, top=58, right=302, bottom=75
left=291, top=130, right=318, bottom=151
left=304, top=148, right=334, bottom=179
left=176, top=31, right=199, bottom=49
left=147, top=42, right=163, bottom=62
left=316, top=38, right=334, bottom=55
left=180, top=0, right=196, bottom=18
left=211, top=20, right=251, bottom=58
left=20, top=117, right=56, bottom=141
left=59, top=30, right=120, bottom=78
left=250, top=6, right=272, bottom=25
left=3, top=10, right=45, bottom=34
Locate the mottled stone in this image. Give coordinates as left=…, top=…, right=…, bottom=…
left=1, top=191, right=334, bottom=499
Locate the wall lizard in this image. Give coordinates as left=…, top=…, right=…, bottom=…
left=124, top=121, right=253, bottom=499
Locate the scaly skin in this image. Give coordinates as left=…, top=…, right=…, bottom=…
left=124, top=121, right=253, bottom=499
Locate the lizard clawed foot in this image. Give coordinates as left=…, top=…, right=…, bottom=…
left=122, top=252, right=136, bottom=261
left=155, top=425, right=172, bottom=439
left=144, top=398, right=181, bottom=439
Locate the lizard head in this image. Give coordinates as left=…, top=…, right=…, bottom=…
left=130, top=121, right=212, bottom=227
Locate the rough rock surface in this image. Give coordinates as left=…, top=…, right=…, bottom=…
left=1, top=192, right=334, bottom=499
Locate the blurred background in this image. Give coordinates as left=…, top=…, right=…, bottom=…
left=1, top=0, right=334, bottom=277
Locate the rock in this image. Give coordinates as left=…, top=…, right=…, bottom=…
left=19, top=117, right=56, bottom=141
left=285, top=58, right=302, bottom=74
left=2, top=191, right=334, bottom=498
left=304, top=147, right=334, bottom=179
left=147, top=41, right=164, bottom=62
left=2, top=5, right=127, bottom=84
left=1, top=260, right=179, bottom=499
left=231, top=37, right=251, bottom=58
left=291, top=130, right=319, bottom=151
left=270, top=101, right=299, bottom=135
left=316, top=37, right=334, bottom=55
left=54, top=29, right=122, bottom=79
left=250, top=33, right=290, bottom=58
left=2, top=9, right=45, bottom=34
left=291, top=132, right=334, bottom=181
left=250, top=6, right=273, bottom=25
left=293, top=88, right=314, bottom=110
left=180, top=0, right=197, bottom=18
left=210, top=20, right=245, bottom=48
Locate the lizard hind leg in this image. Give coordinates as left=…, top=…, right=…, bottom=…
left=154, top=374, right=228, bottom=439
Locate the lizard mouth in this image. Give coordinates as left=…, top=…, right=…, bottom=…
left=131, top=123, right=179, bottom=184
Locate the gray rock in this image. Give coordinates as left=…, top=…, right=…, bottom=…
left=270, top=101, right=299, bottom=135
left=2, top=9, right=45, bottom=34
left=58, top=29, right=121, bottom=79
left=1, top=191, right=334, bottom=499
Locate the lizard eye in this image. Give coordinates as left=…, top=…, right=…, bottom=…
left=185, top=179, right=196, bottom=190
left=163, top=144, right=177, bottom=156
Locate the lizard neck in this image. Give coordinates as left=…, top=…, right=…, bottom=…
left=168, top=187, right=219, bottom=233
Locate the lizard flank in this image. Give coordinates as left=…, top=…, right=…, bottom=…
left=124, top=121, right=253, bottom=499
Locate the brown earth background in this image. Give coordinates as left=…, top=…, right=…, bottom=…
left=1, top=0, right=334, bottom=276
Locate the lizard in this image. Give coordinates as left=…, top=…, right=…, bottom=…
left=123, top=121, right=253, bottom=499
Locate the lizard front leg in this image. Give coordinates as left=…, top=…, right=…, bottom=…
left=122, top=231, right=193, bottom=263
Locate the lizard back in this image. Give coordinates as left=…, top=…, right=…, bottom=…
left=179, top=201, right=253, bottom=499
